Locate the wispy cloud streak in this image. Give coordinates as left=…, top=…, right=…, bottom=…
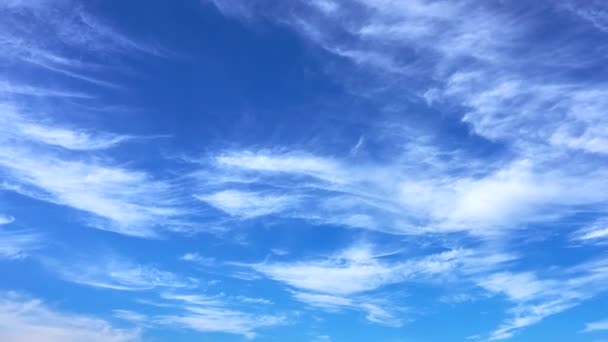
left=45, top=256, right=193, bottom=291
left=0, top=224, right=41, bottom=260
left=0, top=292, right=140, bottom=342
left=0, top=105, right=186, bottom=238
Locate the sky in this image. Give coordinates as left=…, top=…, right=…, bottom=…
left=1, top=0, right=608, bottom=341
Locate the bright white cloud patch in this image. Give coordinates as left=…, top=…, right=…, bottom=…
left=196, top=190, right=297, bottom=219
left=0, top=149, right=182, bottom=237
left=205, top=149, right=608, bottom=237
left=250, top=244, right=406, bottom=296
left=14, top=120, right=129, bottom=151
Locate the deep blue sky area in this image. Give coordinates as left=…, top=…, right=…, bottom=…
left=1, top=1, right=608, bottom=341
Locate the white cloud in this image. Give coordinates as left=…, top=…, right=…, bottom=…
left=247, top=242, right=514, bottom=296
left=179, top=253, right=216, bottom=266
left=0, top=107, right=184, bottom=238
left=0, top=227, right=41, bottom=260
left=237, top=243, right=445, bottom=326
left=203, top=0, right=608, bottom=250
left=195, top=190, right=298, bottom=219
left=291, top=291, right=354, bottom=310
left=271, top=248, right=289, bottom=256
left=205, top=149, right=608, bottom=237
left=312, top=335, right=333, bottom=342
left=398, top=160, right=574, bottom=234
left=572, top=220, right=608, bottom=243
left=0, top=0, right=164, bottom=86
left=477, top=272, right=554, bottom=302
left=488, top=299, right=577, bottom=341
left=0, top=105, right=129, bottom=152
left=159, top=307, right=284, bottom=339
left=46, top=256, right=193, bottom=291
left=237, top=239, right=608, bottom=337
left=0, top=148, right=182, bottom=237
left=0, top=80, right=93, bottom=98
left=112, top=310, right=148, bottom=324
left=291, top=291, right=401, bottom=326
left=12, top=120, right=130, bottom=151
left=250, top=244, right=406, bottom=296
left=0, top=214, right=15, bottom=225
left=236, top=296, right=273, bottom=305
left=583, top=319, right=608, bottom=332
left=311, top=0, right=338, bottom=14
left=216, top=150, right=346, bottom=184
left=160, top=293, right=223, bottom=307
left=1, top=1, right=607, bottom=341
left=359, top=302, right=403, bottom=327
left=442, top=73, right=608, bottom=156
left=155, top=291, right=286, bottom=339
left=243, top=243, right=515, bottom=328
left=0, top=292, right=139, bottom=342
left=479, top=257, right=608, bottom=340
left=240, top=240, right=608, bottom=338
left=563, top=0, right=608, bottom=33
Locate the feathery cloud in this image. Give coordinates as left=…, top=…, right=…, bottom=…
left=205, top=149, right=608, bottom=236
left=0, top=225, right=41, bottom=260
left=152, top=292, right=285, bottom=339
left=0, top=106, right=185, bottom=238
left=291, top=291, right=401, bottom=327
left=46, top=256, right=193, bottom=291
left=480, top=257, right=608, bottom=340
left=0, top=0, right=163, bottom=86
left=572, top=220, right=608, bottom=243
left=0, top=292, right=139, bottom=342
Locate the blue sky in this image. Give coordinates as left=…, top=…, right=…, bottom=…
left=1, top=0, right=608, bottom=341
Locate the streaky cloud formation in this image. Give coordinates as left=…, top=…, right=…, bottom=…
left=572, top=219, right=608, bottom=244
left=0, top=106, right=186, bottom=238
left=0, top=80, right=94, bottom=99
left=0, top=218, right=41, bottom=260
left=0, top=106, right=129, bottom=151
left=0, top=292, right=139, bottom=342
left=477, top=256, right=608, bottom=340
left=242, top=243, right=514, bottom=327
left=157, top=305, right=285, bottom=339
left=44, top=255, right=194, bottom=291
left=2, top=0, right=608, bottom=341
left=291, top=291, right=402, bottom=327
left=114, top=292, right=286, bottom=339
left=0, top=0, right=164, bottom=87
left=203, top=149, right=608, bottom=236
